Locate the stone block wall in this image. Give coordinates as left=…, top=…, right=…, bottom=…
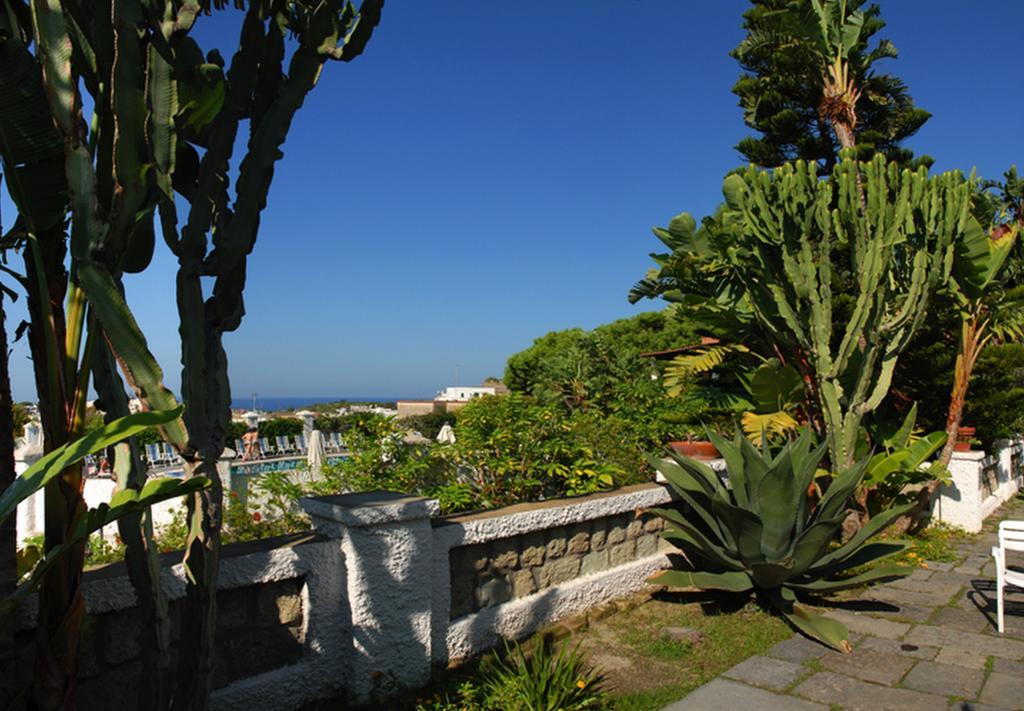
left=448, top=511, right=666, bottom=619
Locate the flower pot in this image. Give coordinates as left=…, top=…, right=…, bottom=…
left=667, top=440, right=720, bottom=460
left=954, top=426, right=976, bottom=452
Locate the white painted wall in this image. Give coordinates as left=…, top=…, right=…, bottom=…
left=934, top=439, right=1023, bottom=533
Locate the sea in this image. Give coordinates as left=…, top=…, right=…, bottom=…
left=230, top=396, right=403, bottom=412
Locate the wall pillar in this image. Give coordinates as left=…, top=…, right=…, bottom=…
left=300, top=491, right=439, bottom=703
left=935, top=451, right=986, bottom=532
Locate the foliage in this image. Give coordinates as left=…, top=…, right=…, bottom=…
left=964, top=344, right=1024, bottom=447
left=504, top=311, right=698, bottom=412
left=481, top=638, right=604, bottom=711
left=448, top=394, right=637, bottom=509
left=732, top=0, right=930, bottom=170
left=415, top=638, right=603, bottom=711
left=403, top=412, right=458, bottom=441
left=10, top=402, right=31, bottom=439
left=649, top=428, right=912, bottom=651
left=635, top=155, right=973, bottom=470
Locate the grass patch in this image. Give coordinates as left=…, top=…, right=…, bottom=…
left=886, top=521, right=968, bottom=567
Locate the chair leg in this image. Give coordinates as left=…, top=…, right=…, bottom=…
left=997, top=578, right=1004, bottom=634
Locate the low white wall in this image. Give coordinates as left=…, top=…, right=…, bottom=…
left=934, top=439, right=1023, bottom=533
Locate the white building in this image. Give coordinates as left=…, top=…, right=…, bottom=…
left=435, top=386, right=495, bottom=402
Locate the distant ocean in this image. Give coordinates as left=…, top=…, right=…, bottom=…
left=230, top=396, right=403, bottom=412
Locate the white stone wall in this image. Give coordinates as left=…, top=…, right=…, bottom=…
left=934, top=439, right=1023, bottom=533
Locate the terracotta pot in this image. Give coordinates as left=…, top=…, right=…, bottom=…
left=954, top=426, right=976, bottom=452
left=667, top=440, right=720, bottom=460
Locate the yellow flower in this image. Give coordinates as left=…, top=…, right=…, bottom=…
left=577, top=679, right=586, bottom=689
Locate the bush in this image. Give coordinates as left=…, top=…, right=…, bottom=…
left=403, top=412, right=457, bottom=440
left=964, top=343, right=1024, bottom=448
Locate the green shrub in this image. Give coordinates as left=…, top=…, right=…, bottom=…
left=481, top=638, right=604, bottom=711
left=964, top=343, right=1024, bottom=448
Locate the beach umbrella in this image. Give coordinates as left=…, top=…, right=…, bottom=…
left=308, top=429, right=326, bottom=477
left=436, top=423, right=456, bottom=445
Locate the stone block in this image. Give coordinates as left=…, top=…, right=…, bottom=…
left=722, top=654, right=808, bottom=692
left=449, top=568, right=475, bottom=619
left=475, top=575, right=512, bottom=608
left=537, top=556, right=581, bottom=588
left=927, top=605, right=989, bottom=633
left=636, top=533, right=659, bottom=557
left=643, top=515, right=663, bottom=533
left=901, top=660, right=985, bottom=699
left=667, top=678, right=826, bottom=711
left=545, top=533, right=567, bottom=559
left=794, top=670, right=948, bottom=710
left=660, top=626, right=705, bottom=646
left=607, top=522, right=627, bottom=545
left=77, top=661, right=142, bottom=711
left=626, top=518, right=644, bottom=539
left=854, top=635, right=936, bottom=660
left=76, top=614, right=101, bottom=680
left=219, top=625, right=303, bottom=685
left=589, top=519, right=608, bottom=550
left=567, top=530, right=590, bottom=555
left=510, top=569, right=537, bottom=598
left=904, top=624, right=1024, bottom=659
left=520, top=531, right=546, bottom=567
left=275, top=592, right=303, bottom=627
left=991, top=657, right=1024, bottom=676
left=98, top=608, right=141, bottom=667
left=607, top=539, right=636, bottom=566
left=580, top=548, right=609, bottom=576
left=491, top=539, right=520, bottom=570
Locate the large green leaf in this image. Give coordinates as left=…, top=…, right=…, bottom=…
left=809, top=502, right=914, bottom=573
left=0, top=408, right=184, bottom=523
left=1, top=476, right=211, bottom=616
left=747, top=358, right=805, bottom=412
left=788, top=564, right=912, bottom=594
left=649, top=569, right=753, bottom=593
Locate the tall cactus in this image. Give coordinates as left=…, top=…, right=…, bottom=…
left=2, top=0, right=385, bottom=708
left=722, top=154, right=972, bottom=468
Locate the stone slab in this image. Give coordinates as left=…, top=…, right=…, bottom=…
left=763, top=634, right=830, bottom=663
left=820, top=646, right=914, bottom=686
left=979, top=672, right=1024, bottom=709
left=904, top=624, right=1024, bottom=659
left=991, top=657, right=1024, bottom=676
left=722, top=655, right=808, bottom=692
left=927, top=605, right=991, bottom=633
left=855, top=634, right=937, bottom=660
left=933, top=646, right=988, bottom=669
left=900, top=660, right=985, bottom=699
left=666, top=678, right=826, bottom=711
left=826, top=609, right=911, bottom=640
left=793, top=670, right=949, bottom=711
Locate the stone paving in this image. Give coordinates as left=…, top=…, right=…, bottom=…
left=667, top=494, right=1024, bottom=710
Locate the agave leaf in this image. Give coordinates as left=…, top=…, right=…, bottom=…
left=707, top=430, right=748, bottom=506
left=661, top=450, right=729, bottom=500
left=811, top=541, right=909, bottom=577
left=756, top=443, right=803, bottom=559
left=749, top=560, right=796, bottom=589
left=709, top=498, right=763, bottom=565
left=782, top=602, right=852, bottom=653
left=809, top=502, right=914, bottom=573
left=788, top=564, right=912, bottom=594
left=650, top=497, right=733, bottom=552
left=814, top=456, right=869, bottom=523
left=788, top=515, right=846, bottom=574
left=649, top=569, right=753, bottom=593
left=660, top=526, right=744, bottom=572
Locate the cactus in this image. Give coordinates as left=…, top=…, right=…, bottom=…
left=721, top=154, right=972, bottom=468
left=1, top=1, right=385, bottom=707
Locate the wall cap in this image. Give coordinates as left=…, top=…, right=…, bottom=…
left=300, top=490, right=440, bottom=528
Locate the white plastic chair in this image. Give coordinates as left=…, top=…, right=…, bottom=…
left=992, top=520, right=1024, bottom=634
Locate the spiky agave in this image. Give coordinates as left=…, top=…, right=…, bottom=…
left=648, top=428, right=912, bottom=651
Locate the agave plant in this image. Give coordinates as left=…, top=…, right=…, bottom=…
left=648, top=428, right=913, bottom=651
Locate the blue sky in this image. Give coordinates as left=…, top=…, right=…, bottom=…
left=4, top=1, right=1023, bottom=402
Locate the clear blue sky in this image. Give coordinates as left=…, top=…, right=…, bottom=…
left=4, top=1, right=1023, bottom=402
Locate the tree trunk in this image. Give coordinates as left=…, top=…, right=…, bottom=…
left=0, top=291, right=18, bottom=705
left=938, top=313, right=985, bottom=468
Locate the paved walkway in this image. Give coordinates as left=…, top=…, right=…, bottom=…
left=668, top=494, right=1024, bottom=710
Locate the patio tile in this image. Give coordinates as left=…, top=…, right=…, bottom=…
left=928, top=605, right=991, bottom=633
left=854, top=634, right=937, bottom=660
left=722, top=655, right=809, bottom=692
left=825, top=609, right=910, bottom=640
left=904, top=624, right=1024, bottom=659
left=900, top=660, right=985, bottom=699
left=990, top=657, right=1024, bottom=676
left=665, top=678, right=826, bottom=711
left=820, top=646, right=914, bottom=686
left=793, top=670, right=948, bottom=710
left=932, top=646, right=988, bottom=669
left=764, top=635, right=830, bottom=663
left=979, top=672, right=1024, bottom=709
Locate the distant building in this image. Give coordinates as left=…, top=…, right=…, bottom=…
left=435, top=386, right=495, bottom=402
left=396, top=381, right=505, bottom=419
